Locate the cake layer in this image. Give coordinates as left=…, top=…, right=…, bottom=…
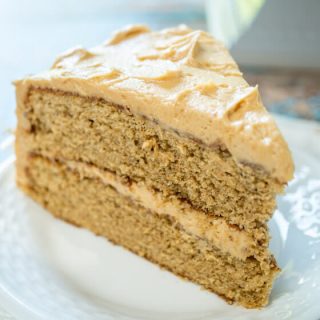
left=14, top=25, right=294, bottom=182
left=18, top=155, right=279, bottom=308
left=18, top=88, right=279, bottom=232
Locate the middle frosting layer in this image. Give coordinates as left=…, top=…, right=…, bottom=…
left=64, top=159, right=258, bottom=260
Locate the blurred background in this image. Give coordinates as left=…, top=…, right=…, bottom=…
left=1, top=0, right=320, bottom=139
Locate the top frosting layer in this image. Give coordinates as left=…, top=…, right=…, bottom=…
left=15, top=24, right=294, bottom=182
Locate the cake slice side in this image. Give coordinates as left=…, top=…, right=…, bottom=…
left=15, top=87, right=281, bottom=308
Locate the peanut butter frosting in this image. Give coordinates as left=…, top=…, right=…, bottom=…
left=15, top=24, right=294, bottom=182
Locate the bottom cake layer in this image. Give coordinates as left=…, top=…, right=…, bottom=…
left=17, top=156, right=278, bottom=308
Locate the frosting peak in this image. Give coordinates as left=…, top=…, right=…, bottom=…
left=107, top=24, right=150, bottom=45
left=15, top=25, right=294, bottom=182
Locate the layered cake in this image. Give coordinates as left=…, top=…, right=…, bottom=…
left=15, top=25, right=294, bottom=308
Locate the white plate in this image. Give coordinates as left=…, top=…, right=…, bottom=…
left=0, top=115, right=320, bottom=320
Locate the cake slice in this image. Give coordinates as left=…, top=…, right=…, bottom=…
left=14, top=25, right=294, bottom=308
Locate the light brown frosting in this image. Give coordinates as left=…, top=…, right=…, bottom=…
left=15, top=24, right=294, bottom=182
left=66, top=159, right=257, bottom=260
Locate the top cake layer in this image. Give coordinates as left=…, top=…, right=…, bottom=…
left=15, top=25, right=294, bottom=182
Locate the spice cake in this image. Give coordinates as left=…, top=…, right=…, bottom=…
left=14, top=25, right=294, bottom=308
